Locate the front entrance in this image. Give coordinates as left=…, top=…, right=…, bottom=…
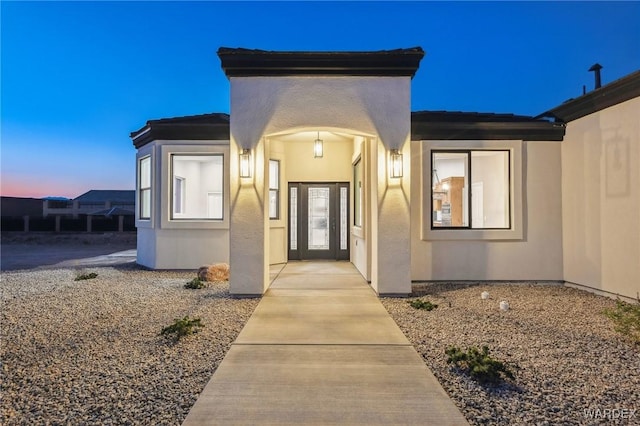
left=288, top=182, right=349, bottom=260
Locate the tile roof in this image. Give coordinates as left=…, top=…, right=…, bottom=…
left=539, top=70, right=640, bottom=123
left=74, top=190, right=135, bottom=203
left=411, top=111, right=565, bottom=141
left=130, top=113, right=230, bottom=148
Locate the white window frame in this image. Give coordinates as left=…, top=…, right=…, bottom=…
left=269, top=159, right=280, bottom=220
left=353, top=156, right=363, bottom=228
left=422, top=140, right=523, bottom=241
left=137, top=153, right=152, bottom=223
left=160, top=143, right=229, bottom=230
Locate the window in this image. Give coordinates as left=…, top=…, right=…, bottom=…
left=432, top=150, right=510, bottom=229
left=269, top=160, right=280, bottom=219
left=173, top=176, right=185, bottom=215
left=353, top=157, right=363, bottom=227
left=171, top=154, right=223, bottom=220
left=138, top=156, right=151, bottom=220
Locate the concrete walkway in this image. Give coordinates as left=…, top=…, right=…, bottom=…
left=183, top=261, right=469, bottom=425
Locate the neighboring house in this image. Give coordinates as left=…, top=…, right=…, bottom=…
left=43, top=190, right=135, bottom=218
left=131, top=47, right=639, bottom=301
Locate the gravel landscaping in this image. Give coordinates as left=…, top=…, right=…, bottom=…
left=3, top=262, right=638, bottom=425
left=382, top=283, right=640, bottom=426
left=1, top=265, right=259, bottom=425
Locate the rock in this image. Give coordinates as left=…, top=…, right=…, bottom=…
left=197, top=263, right=230, bottom=282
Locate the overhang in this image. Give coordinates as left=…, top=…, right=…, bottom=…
left=411, top=111, right=565, bottom=141
left=217, top=47, right=425, bottom=78
left=539, top=70, right=640, bottom=123
left=130, top=113, right=230, bottom=148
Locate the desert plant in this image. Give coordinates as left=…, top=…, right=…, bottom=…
left=445, top=345, right=515, bottom=385
left=603, top=299, right=640, bottom=344
left=74, top=272, right=98, bottom=281
left=184, top=277, right=207, bottom=289
left=408, top=299, right=438, bottom=311
left=160, top=316, right=204, bottom=341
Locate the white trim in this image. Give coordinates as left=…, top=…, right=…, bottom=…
left=160, top=144, right=230, bottom=230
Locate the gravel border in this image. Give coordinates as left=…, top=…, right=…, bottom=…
left=381, top=283, right=640, bottom=425
left=1, top=265, right=259, bottom=425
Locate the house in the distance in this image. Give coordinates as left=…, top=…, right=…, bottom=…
left=131, top=47, right=639, bottom=301
left=43, top=190, right=135, bottom=218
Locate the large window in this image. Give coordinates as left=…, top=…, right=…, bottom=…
left=138, top=156, right=151, bottom=220
left=269, top=160, right=280, bottom=219
left=171, top=154, right=223, bottom=220
left=432, top=150, right=510, bottom=229
left=353, top=157, right=363, bottom=227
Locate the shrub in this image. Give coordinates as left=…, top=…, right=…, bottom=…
left=604, top=300, right=640, bottom=344
left=74, top=272, right=98, bottom=281
left=160, top=316, right=204, bottom=341
left=408, top=299, right=438, bottom=311
left=184, top=277, right=207, bottom=289
left=445, top=345, right=515, bottom=385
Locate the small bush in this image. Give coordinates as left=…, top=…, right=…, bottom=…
left=408, top=299, right=438, bottom=311
left=604, top=300, right=640, bottom=344
left=446, top=345, right=515, bottom=385
left=160, top=316, right=204, bottom=341
left=184, top=277, right=207, bottom=289
left=74, top=272, right=98, bottom=281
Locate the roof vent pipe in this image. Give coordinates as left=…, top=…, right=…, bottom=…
left=588, top=63, right=603, bottom=90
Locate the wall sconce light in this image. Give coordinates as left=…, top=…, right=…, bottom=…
left=314, top=131, right=323, bottom=158
left=239, top=148, right=252, bottom=178
left=389, top=149, right=403, bottom=178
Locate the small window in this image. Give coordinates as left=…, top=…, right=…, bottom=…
left=269, top=160, right=280, bottom=219
left=432, top=150, right=510, bottom=229
left=138, top=156, right=151, bottom=220
left=353, top=158, right=363, bottom=227
left=171, top=154, right=223, bottom=220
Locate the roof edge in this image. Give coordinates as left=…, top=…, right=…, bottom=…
left=217, top=47, right=425, bottom=78
left=539, top=70, right=640, bottom=122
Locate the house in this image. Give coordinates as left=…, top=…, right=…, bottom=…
left=43, top=190, right=135, bottom=218
left=131, top=47, right=639, bottom=301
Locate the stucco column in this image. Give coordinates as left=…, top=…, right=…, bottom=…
left=229, top=137, right=269, bottom=296
left=371, top=139, right=412, bottom=296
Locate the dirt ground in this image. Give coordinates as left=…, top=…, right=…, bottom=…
left=0, top=233, right=137, bottom=271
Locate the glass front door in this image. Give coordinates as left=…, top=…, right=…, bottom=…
left=288, top=183, right=349, bottom=260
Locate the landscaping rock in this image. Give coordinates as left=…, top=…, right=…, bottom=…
left=197, top=263, right=230, bottom=282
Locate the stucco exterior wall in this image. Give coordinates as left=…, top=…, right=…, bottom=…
left=135, top=140, right=230, bottom=270
left=411, top=140, right=564, bottom=281
left=562, top=97, right=640, bottom=300
left=230, top=76, right=412, bottom=295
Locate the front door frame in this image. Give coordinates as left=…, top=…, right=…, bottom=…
left=288, top=182, right=350, bottom=261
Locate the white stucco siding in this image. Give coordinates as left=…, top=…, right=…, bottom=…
left=411, top=140, right=564, bottom=281
left=230, top=77, right=410, bottom=148
left=562, top=97, right=640, bottom=300
left=230, top=75, right=412, bottom=295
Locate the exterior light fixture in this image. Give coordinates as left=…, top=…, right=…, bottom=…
left=239, top=149, right=252, bottom=178
left=389, top=149, right=403, bottom=178
left=314, top=131, right=323, bottom=158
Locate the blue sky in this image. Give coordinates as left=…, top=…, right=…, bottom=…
left=2, top=1, right=639, bottom=198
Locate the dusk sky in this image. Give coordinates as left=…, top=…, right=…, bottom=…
left=2, top=1, right=639, bottom=199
